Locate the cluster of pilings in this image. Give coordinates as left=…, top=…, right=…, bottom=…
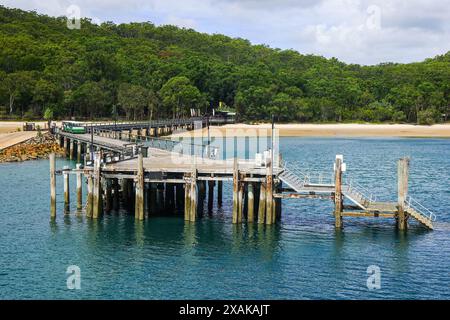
left=49, top=152, right=282, bottom=225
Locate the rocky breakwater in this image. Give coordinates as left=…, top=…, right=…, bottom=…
left=0, top=133, right=65, bottom=163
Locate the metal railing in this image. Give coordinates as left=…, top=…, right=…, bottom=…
left=345, top=177, right=377, bottom=204
left=405, top=195, right=437, bottom=222
left=94, top=129, right=219, bottom=159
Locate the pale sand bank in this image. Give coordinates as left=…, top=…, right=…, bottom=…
left=170, top=123, right=450, bottom=138
left=0, top=121, right=49, bottom=134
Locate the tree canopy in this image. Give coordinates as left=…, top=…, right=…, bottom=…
left=0, top=6, right=449, bottom=124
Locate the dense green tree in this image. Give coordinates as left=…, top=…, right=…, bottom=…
left=0, top=6, right=448, bottom=124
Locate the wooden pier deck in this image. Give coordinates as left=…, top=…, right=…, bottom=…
left=50, top=118, right=437, bottom=230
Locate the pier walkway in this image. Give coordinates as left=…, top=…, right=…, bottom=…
left=51, top=117, right=436, bottom=230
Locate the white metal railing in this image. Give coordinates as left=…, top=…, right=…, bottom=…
left=405, top=195, right=437, bottom=222
left=345, top=177, right=377, bottom=204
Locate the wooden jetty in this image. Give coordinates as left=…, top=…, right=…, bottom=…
left=49, top=117, right=436, bottom=230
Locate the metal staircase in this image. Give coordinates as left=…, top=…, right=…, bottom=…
left=405, top=196, right=436, bottom=229
left=278, top=163, right=310, bottom=192
left=279, top=162, right=436, bottom=230
left=342, top=178, right=377, bottom=210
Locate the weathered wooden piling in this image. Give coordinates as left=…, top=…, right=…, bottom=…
left=232, top=158, right=239, bottom=224
left=258, top=182, right=266, bottom=224
left=92, top=154, right=102, bottom=219
left=265, top=167, right=274, bottom=225
left=397, top=157, right=409, bottom=230
left=208, top=180, right=214, bottom=213
left=63, top=137, right=68, bottom=157
left=247, top=182, right=255, bottom=222
left=334, top=156, right=343, bottom=228
left=77, top=142, right=82, bottom=163
left=184, top=174, right=191, bottom=221
left=69, top=139, right=74, bottom=160
left=63, top=165, right=70, bottom=213
left=112, top=178, right=119, bottom=211
left=50, top=153, right=56, bottom=218
left=217, top=180, right=223, bottom=207
left=86, top=174, right=93, bottom=217
left=189, top=169, right=198, bottom=221
left=105, top=178, right=112, bottom=213
left=76, top=163, right=82, bottom=211
left=237, top=173, right=245, bottom=223
left=135, top=153, right=145, bottom=220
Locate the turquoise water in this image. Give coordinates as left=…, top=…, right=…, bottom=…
left=0, top=137, right=449, bottom=299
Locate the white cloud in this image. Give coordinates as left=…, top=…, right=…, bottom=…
left=1, top=0, right=449, bottom=65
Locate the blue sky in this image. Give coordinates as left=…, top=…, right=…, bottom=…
left=1, top=0, right=449, bottom=65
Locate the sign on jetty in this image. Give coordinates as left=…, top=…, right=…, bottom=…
left=49, top=117, right=436, bottom=230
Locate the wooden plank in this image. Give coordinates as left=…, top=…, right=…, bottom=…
left=342, top=212, right=395, bottom=218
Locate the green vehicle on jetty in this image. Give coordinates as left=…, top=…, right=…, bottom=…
left=62, top=121, right=86, bottom=134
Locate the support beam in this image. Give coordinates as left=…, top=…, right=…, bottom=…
left=105, top=178, right=112, bottom=213
left=63, top=137, right=68, bottom=157
left=265, top=167, right=273, bottom=225
left=334, top=156, right=343, bottom=228
left=135, top=153, right=145, bottom=220
left=208, top=180, right=214, bottom=214
left=247, top=182, right=255, bottom=222
left=77, top=141, right=82, bottom=163
left=190, top=169, right=198, bottom=221
left=258, top=182, right=266, bottom=224
left=397, top=157, right=410, bottom=230
left=50, top=153, right=56, bottom=219
left=86, top=174, right=93, bottom=218
left=237, top=174, right=245, bottom=223
left=92, top=153, right=102, bottom=219
left=76, top=163, right=82, bottom=211
left=184, top=174, right=191, bottom=221
left=112, top=178, right=119, bottom=211
left=232, top=158, right=239, bottom=224
left=69, top=139, right=74, bottom=160
left=63, top=165, right=70, bottom=213
left=217, top=180, right=223, bottom=207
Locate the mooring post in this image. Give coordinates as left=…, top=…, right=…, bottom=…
left=112, top=178, right=119, bottom=211
left=184, top=174, right=191, bottom=221
left=105, top=178, right=112, bottom=213
left=232, top=158, right=239, bottom=224
left=76, top=163, right=82, bottom=211
left=237, top=173, right=245, bottom=223
left=265, top=155, right=274, bottom=225
left=247, top=182, right=255, bottom=223
left=92, top=153, right=102, bottom=219
left=275, top=181, right=282, bottom=221
left=190, top=168, right=198, bottom=222
left=69, top=139, right=74, bottom=160
left=397, top=157, right=410, bottom=230
left=208, top=180, right=214, bottom=213
left=63, top=137, right=68, bottom=157
left=77, top=141, right=82, bottom=163
left=86, top=174, right=93, bottom=217
left=63, top=165, right=70, bottom=213
left=258, top=182, right=266, bottom=224
left=217, top=180, right=223, bottom=207
left=334, top=155, right=343, bottom=228
left=50, top=153, right=56, bottom=219
left=135, top=153, right=145, bottom=220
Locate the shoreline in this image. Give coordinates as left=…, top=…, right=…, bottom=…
left=170, top=123, right=450, bottom=138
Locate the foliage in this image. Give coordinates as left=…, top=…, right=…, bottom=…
left=0, top=6, right=449, bottom=124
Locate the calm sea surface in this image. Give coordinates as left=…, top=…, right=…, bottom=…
left=0, top=137, right=449, bottom=299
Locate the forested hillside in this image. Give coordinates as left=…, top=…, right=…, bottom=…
left=0, top=6, right=449, bottom=124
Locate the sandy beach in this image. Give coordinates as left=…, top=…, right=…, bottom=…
left=170, top=123, right=450, bottom=138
